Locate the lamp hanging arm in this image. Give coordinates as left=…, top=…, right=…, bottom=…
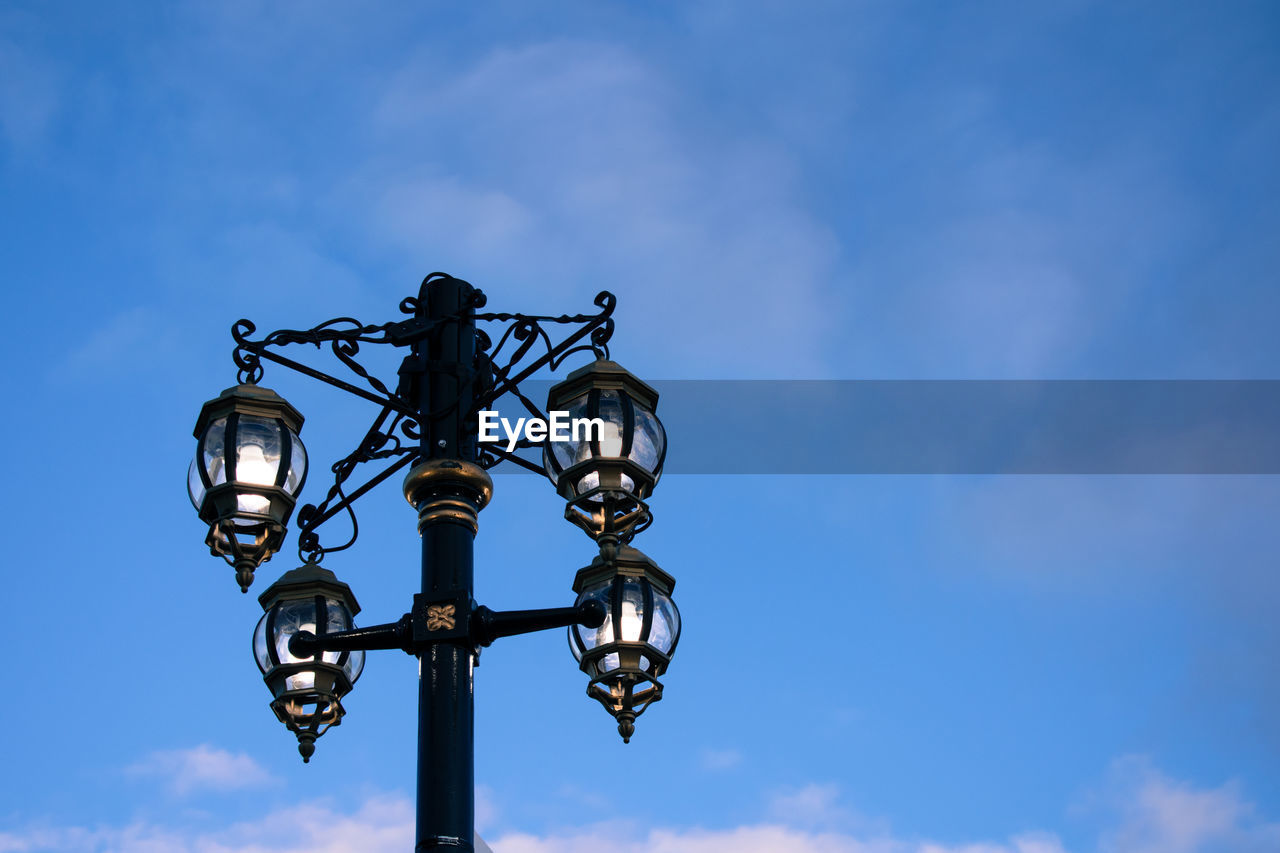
left=288, top=599, right=607, bottom=658
left=472, top=600, right=606, bottom=647
left=289, top=616, right=414, bottom=658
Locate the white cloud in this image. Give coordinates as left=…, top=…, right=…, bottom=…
left=918, top=838, right=1066, bottom=853
left=697, top=747, right=743, bottom=771
left=125, top=744, right=274, bottom=796
left=0, top=794, right=410, bottom=853
left=492, top=823, right=889, bottom=853
left=0, top=794, right=498, bottom=853
left=355, top=39, right=840, bottom=377
left=37, top=18, right=840, bottom=379
left=4, top=759, right=1279, bottom=853
left=492, top=824, right=1066, bottom=853
left=372, top=176, right=534, bottom=261
left=766, top=782, right=851, bottom=828
left=1093, top=756, right=1280, bottom=853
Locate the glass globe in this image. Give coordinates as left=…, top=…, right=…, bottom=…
left=542, top=360, right=665, bottom=503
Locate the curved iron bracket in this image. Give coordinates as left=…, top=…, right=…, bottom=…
left=226, top=275, right=617, bottom=561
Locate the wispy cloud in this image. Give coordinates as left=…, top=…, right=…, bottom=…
left=9, top=758, right=1271, bottom=853
left=494, top=824, right=1066, bottom=853
left=494, top=823, right=891, bottom=853
left=51, top=307, right=166, bottom=382
left=0, top=793, right=483, bottom=853
left=766, top=782, right=853, bottom=829
left=91, top=27, right=841, bottom=378
left=356, top=39, right=840, bottom=377
left=839, top=145, right=1192, bottom=379
left=0, top=34, right=60, bottom=151
left=1092, top=756, right=1280, bottom=853
left=919, top=838, right=1067, bottom=853
left=476, top=783, right=498, bottom=834
left=0, top=795, right=409, bottom=853
left=698, top=747, right=743, bottom=771
left=125, top=744, right=274, bottom=796
left=933, top=476, right=1280, bottom=589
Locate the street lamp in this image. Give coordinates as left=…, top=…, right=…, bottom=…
left=544, top=358, right=666, bottom=544
left=570, top=545, right=680, bottom=742
left=186, top=275, right=679, bottom=852
left=188, top=383, right=308, bottom=592
left=253, top=561, right=365, bottom=762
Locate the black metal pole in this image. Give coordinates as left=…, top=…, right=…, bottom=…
left=413, top=276, right=479, bottom=851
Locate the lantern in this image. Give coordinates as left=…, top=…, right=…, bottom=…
left=542, top=360, right=665, bottom=541
left=254, top=561, right=364, bottom=762
left=569, top=545, right=680, bottom=742
left=189, top=384, right=307, bottom=591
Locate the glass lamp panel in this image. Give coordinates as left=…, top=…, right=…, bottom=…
left=628, top=408, right=664, bottom=476
left=343, top=648, right=365, bottom=683
left=320, top=598, right=353, bottom=667
left=253, top=612, right=270, bottom=673
left=286, top=671, right=316, bottom=691
left=188, top=459, right=207, bottom=509
left=568, top=626, right=585, bottom=662
left=285, top=428, right=307, bottom=494
left=235, top=416, right=284, bottom=486
left=619, top=578, right=646, bottom=642
left=574, top=580, right=613, bottom=651
left=575, top=471, right=599, bottom=495
left=575, top=470, right=635, bottom=500
left=202, top=417, right=228, bottom=487
left=272, top=599, right=319, bottom=665
left=325, top=598, right=352, bottom=633
left=594, top=391, right=625, bottom=457
left=234, top=416, right=284, bottom=515
left=237, top=493, right=272, bottom=515
left=648, top=590, right=679, bottom=654
left=549, top=393, right=591, bottom=471
left=601, top=652, right=621, bottom=672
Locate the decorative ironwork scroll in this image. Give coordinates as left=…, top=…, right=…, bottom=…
left=226, top=274, right=617, bottom=563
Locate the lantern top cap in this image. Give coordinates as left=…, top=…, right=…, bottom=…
left=194, top=384, right=305, bottom=438
left=573, top=544, right=675, bottom=594
left=257, top=560, right=360, bottom=615
left=548, top=359, right=660, bottom=412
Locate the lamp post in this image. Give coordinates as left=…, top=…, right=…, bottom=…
left=186, top=274, right=679, bottom=852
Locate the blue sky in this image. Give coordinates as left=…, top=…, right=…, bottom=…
left=3, top=1, right=1280, bottom=851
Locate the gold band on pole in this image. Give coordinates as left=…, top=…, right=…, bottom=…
left=402, top=459, right=494, bottom=535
